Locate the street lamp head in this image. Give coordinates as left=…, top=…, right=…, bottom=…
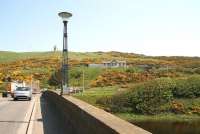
left=58, top=12, right=72, bottom=22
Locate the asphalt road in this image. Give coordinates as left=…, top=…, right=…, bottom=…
left=0, top=94, right=69, bottom=134
left=0, top=96, right=35, bottom=134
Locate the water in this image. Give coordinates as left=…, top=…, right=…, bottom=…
left=132, top=121, right=200, bottom=134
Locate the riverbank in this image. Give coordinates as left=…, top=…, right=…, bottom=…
left=73, top=86, right=200, bottom=123
left=115, top=113, right=200, bottom=123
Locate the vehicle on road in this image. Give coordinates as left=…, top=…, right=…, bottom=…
left=5, top=80, right=40, bottom=97
left=6, top=81, right=26, bottom=98
left=13, top=87, right=32, bottom=101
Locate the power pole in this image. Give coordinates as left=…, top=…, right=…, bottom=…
left=82, top=69, right=85, bottom=92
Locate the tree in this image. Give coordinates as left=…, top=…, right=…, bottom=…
left=48, top=69, right=62, bottom=86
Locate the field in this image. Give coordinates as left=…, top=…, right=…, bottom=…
left=73, top=86, right=119, bottom=106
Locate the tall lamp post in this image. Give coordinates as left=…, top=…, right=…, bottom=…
left=58, top=12, right=72, bottom=96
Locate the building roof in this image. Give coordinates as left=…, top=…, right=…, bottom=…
left=103, top=60, right=126, bottom=64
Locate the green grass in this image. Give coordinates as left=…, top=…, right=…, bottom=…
left=69, top=52, right=109, bottom=60
left=175, top=98, right=200, bottom=107
left=0, top=51, right=61, bottom=63
left=115, top=113, right=200, bottom=122
left=0, top=51, right=138, bottom=63
left=74, top=88, right=200, bottom=122
left=73, top=85, right=200, bottom=123
left=73, top=86, right=119, bottom=106
left=69, top=66, right=103, bottom=87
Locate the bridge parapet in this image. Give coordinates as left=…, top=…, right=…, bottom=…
left=43, top=91, right=151, bottom=134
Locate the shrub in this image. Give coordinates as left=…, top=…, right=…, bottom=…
left=133, top=78, right=175, bottom=114
left=96, top=92, right=133, bottom=112
left=194, top=67, right=200, bottom=74
left=125, top=67, right=143, bottom=73
left=190, top=106, right=200, bottom=115
left=182, top=68, right=195, bottom=74
left=97, top=78, right=175, bottom=115
left=97, top=76, right=200, bottom=115
left=172, top=76, right=200, bottom=98
left=170, top=101, right=185, bottom=114
left=90, top=71, right=155, bottom=87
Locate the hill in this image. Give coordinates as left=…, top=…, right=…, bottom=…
left=0, top=51, right=200, bottom=88
left=0, top=51, right=142, bottom=63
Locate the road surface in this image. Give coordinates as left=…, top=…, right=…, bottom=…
left=0, top=95, right=35, bottom=134
left=0, top=94, right=67, bottom=134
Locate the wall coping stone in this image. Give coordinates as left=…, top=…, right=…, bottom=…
left=63, top=95, right=151, bottom=134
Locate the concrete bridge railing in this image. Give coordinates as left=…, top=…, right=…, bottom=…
left=43, top=91, right=151, bottom=134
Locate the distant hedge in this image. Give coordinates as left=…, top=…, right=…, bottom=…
left=97, top=76, right=200, bottom=115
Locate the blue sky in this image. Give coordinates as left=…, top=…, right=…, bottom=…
left=0, top=0, right=200, bottom=56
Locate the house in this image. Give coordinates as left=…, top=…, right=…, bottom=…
left=89, top=60, right=127, bottom=68
left=103, top=60, right=127, bottom=68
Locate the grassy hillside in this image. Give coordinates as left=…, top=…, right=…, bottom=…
left=0, top=51, right=144, bottom=64
left=0, top=51, right=57, bottom=63
left=0, top=51, right=200, bottom=89
left=0, top=51, right=200, bottom=122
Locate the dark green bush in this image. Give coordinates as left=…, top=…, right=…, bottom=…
left=182, top=68, right=195, bottom=74
left=173, top=76, right=200, bottom=98
left=97, top=78, right=175, bottom=115
left=97, top=76, right=200, bottom=115
left=194, top=67, right=200, bottom=74
left=133, top=78, right=175, bottom=114
left=96, top=93, right=133, bottom=112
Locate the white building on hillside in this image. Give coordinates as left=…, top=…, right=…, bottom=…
left=89, top=60, right=127, bottom=68
left=103, top=60, right=127, bottom=68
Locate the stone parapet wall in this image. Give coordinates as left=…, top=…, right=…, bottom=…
left=43, top=91, right=151, bottom=134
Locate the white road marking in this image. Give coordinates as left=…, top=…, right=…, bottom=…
left=27, top=95, right=40, bottom=134
left=17, top=96, right=36, bottom=134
